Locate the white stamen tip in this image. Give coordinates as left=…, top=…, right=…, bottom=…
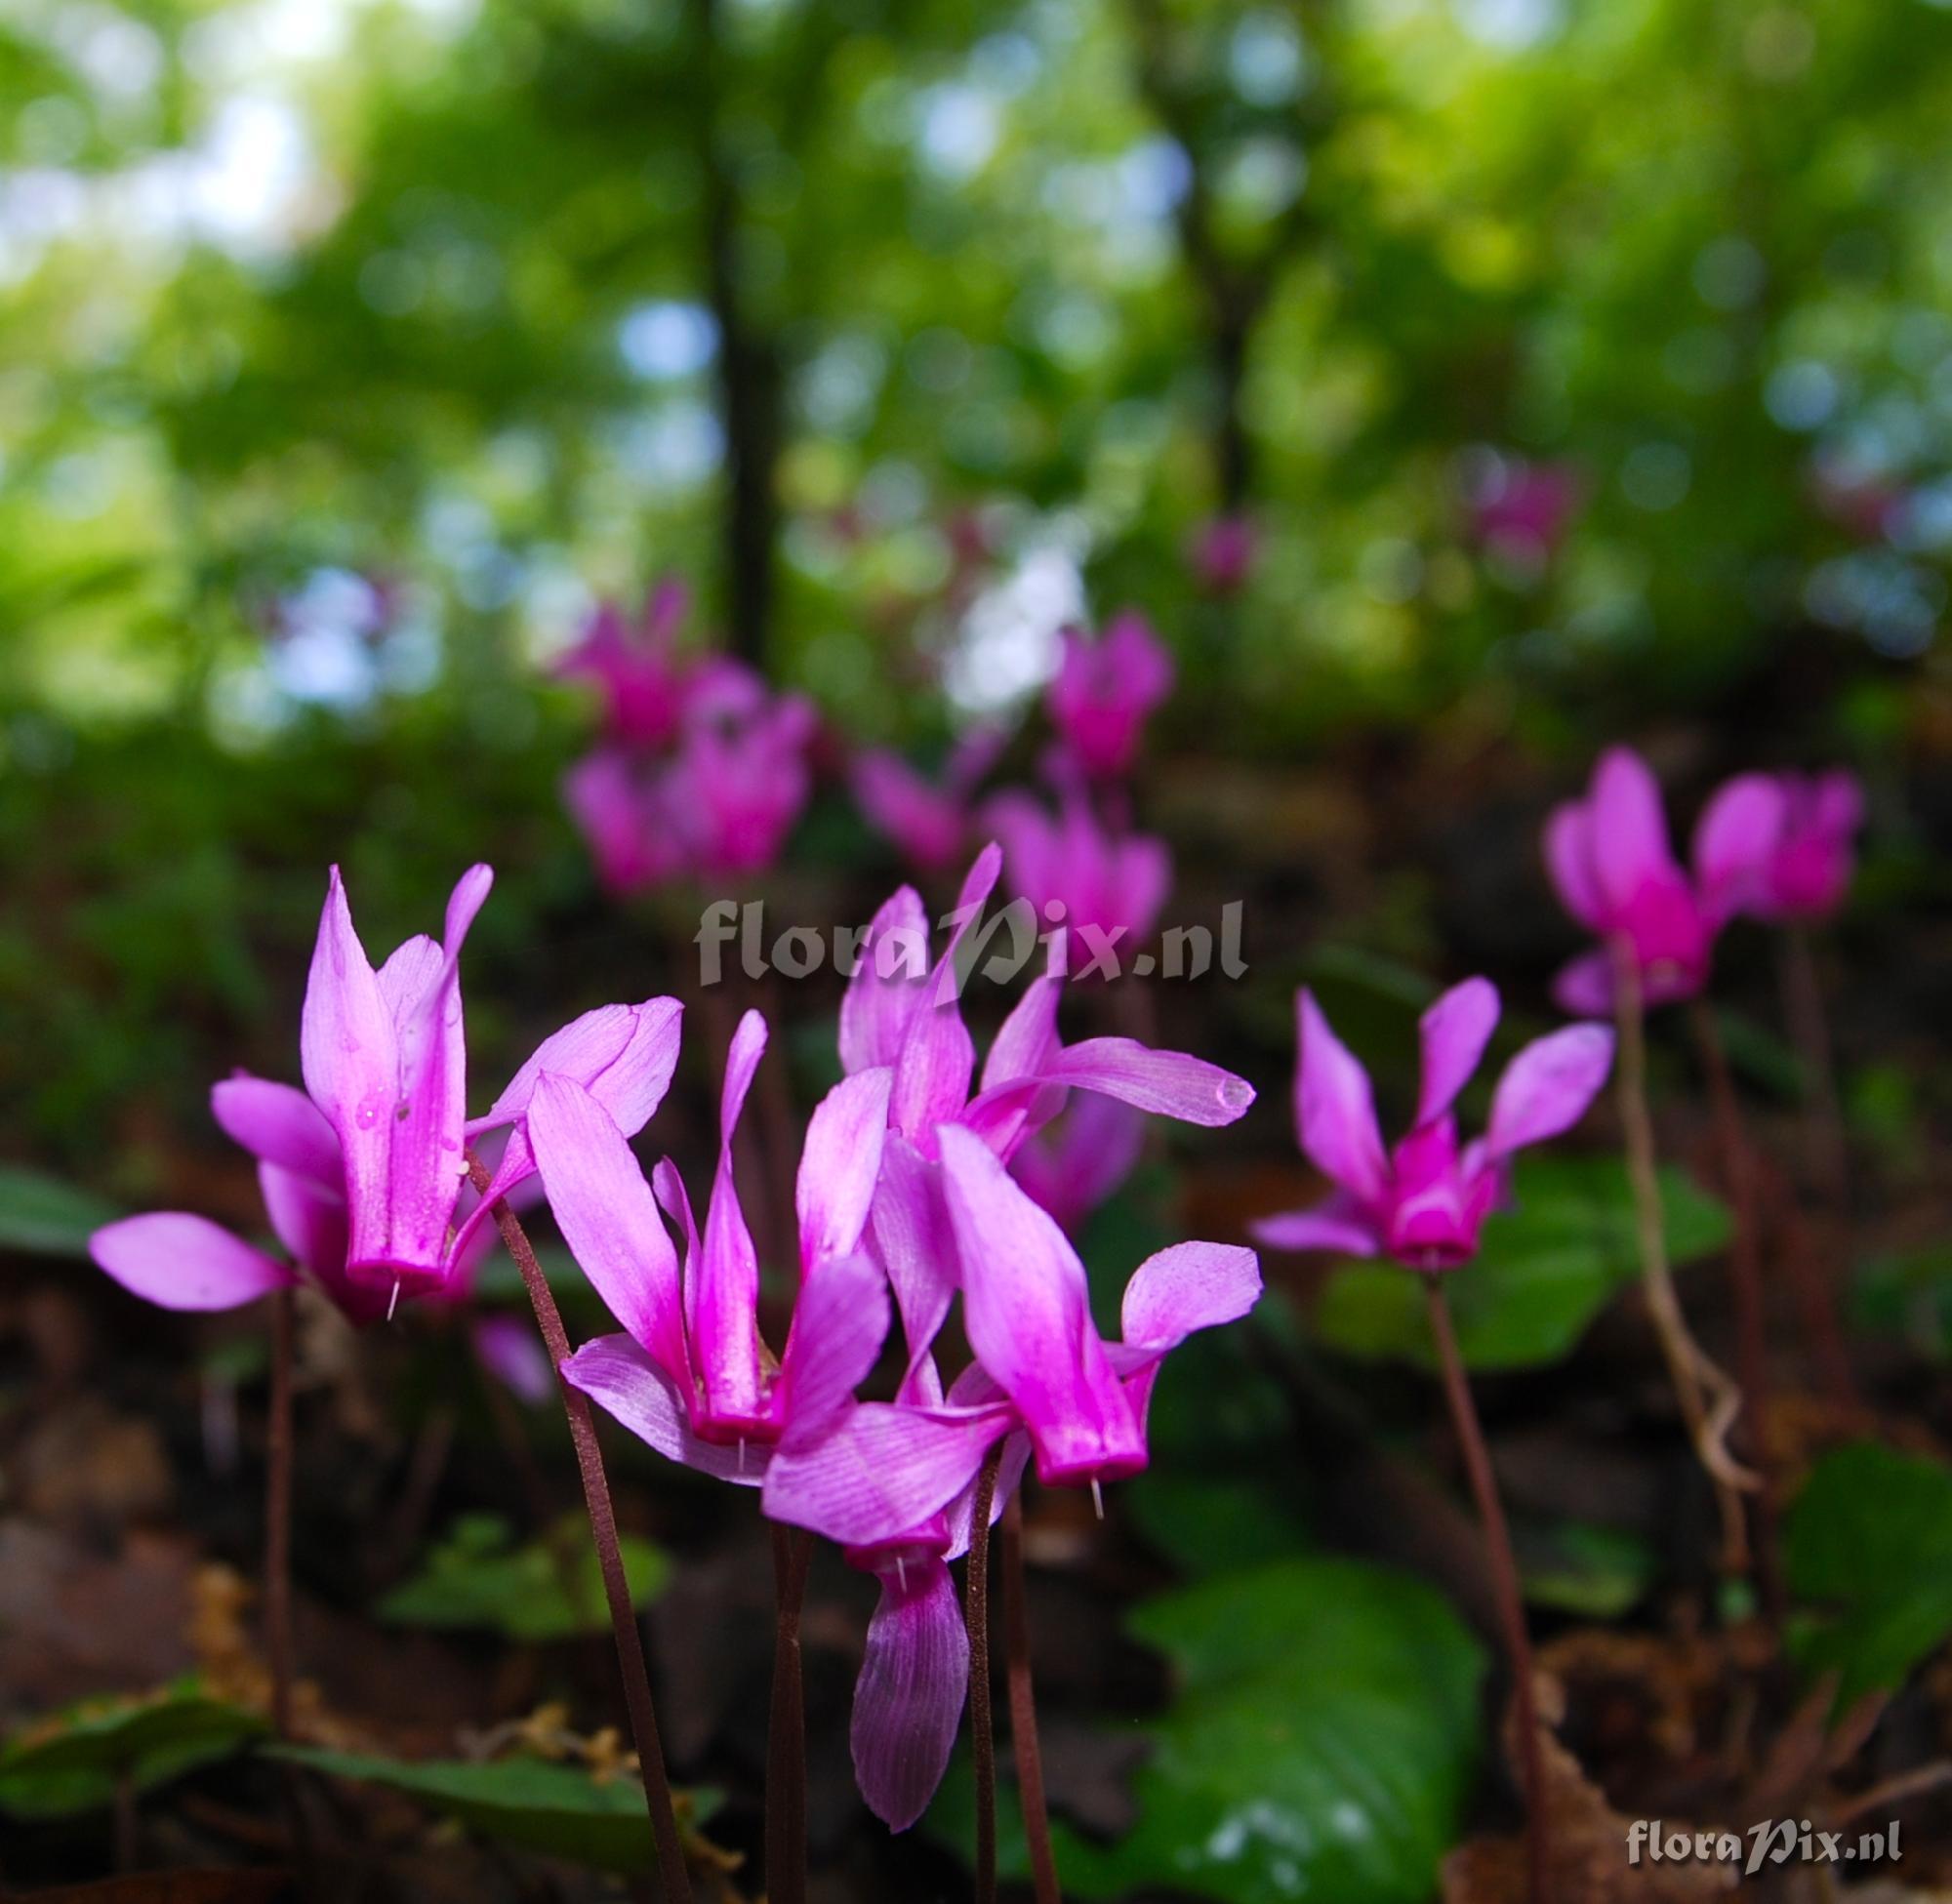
left=896, top=1556, right=907, bottom=1592
left=738, top=1438, right=747, bottom=1475
left=387, top=1278, right=401, bottom=1322
left=1091, top=1478, right=1105, bottom=1520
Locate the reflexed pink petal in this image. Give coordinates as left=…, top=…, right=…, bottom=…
left=1295, top=990, right=1389, bottom=1201
left=1551, top=948, right=1617, bottom=1016
left=1250, top=1201, right=1381, bottom=1256
left=1120, top=1240, right=1262, bottom=1358
left=839, top=886, right=931, bottom=1075
left=852, top=750, right=966, bottom=871
left=869, top=1133, right=959, bottom=1373
left=562, top=1335, right=763, bottom=1484
left=1484, top=1024, right=1615, bottom=1157
left=1415, top=978, right=1500, bottom=1128
left=211, top=1074, right=341, bottom=1189
left=1693, top=773, right=1785, bottom=921
left=1590, top=748, right=1679, bottom=917
left=761, top=1398, right=1015, bottom=1544
left=888, top=848, right=1002, bottom=1139
left=256, top=1162, right=363, bottom=1314
left=528, top=1074, right=689, bottom=1388
left=850, top=1558, right=969, bottom=1832
left=979, top=975, right=1063, bottom=1092
left=942, top=1427, right=1031, bottom=1561
left=796, top=1068, right=893, bottom=1271
left=1543, top=801, right=1606, bottom=930
left=691, top=1011, right=770, bottom=1430
left=1035, top=1037, right=1254, bottom=1126
left=777, top=1250, right=891, bottom=1446
left=90, top=1213, right=295, bottom=1312
left=468, top=1005, right=639, bottom=1133
left=936, top=1125, right=1144, bottom=1484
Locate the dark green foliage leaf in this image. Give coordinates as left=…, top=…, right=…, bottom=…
left=378, top=1514, right=668, bottom=1642
left=1519, top=1519, right=1656, bottom=1620
left=1784, top=1441, right=1952, bottom=1708
left=1850, top=1244, right=1952, bottom=1360
left=932, top=1559, right=1484, bottom=1904
left=1313, top=1155, right=1730, bottom=1371
left=0, top=1165, right=118, bottom=1258
left=0, top=1683, right=266, bottom=1818
left=274, top=1747, right=718, bottom=1874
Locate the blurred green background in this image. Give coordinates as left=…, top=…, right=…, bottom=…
left=4, top=0, right=1952, bottom=1169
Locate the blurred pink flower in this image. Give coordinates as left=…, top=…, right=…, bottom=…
left=553, top=580, right=697, bottom=748
left=1254, top=980, right=1613, bottom=1269
left=1544, top=746, right=1770, bottom=1013
left=1189, top=513, right=1259, bottom=595
left=676, top=685, right=818, bottom=881
left=987, top=790, right=1170, bottom=978
left=1046, top=611, right=1174, bottom=779
left=1468, top=457, right=1580, bottom=566
left=1696, top=768, right=1864, bottom=924
left=1009, top=1092, right=1145, bottom=1234
left=851, top=726, right=1006, bottom=872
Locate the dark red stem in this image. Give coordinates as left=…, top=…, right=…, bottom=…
left=1001, top=1494, right=1062, bottom=1904
left=265, top=1284, right=296, bottom=1740
left=966, top=1444, right=1004, bottom=1904
left=1424, top=1274, right=1548, bottom=1904
left=467, top=1152, right=694, bottom=1904
left=766, top=1523, right=813, bottom=1904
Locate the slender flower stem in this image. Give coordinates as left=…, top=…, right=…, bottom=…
left=966, top=1444, right=1005, bottom=1904
left=766, top=1523, right=813, bottom=1904
left=1777, top=929, right=1859, bottom=1405
left=466, top=1153, right=694, bottom=1904
left=1688, top=1001, right=1785, bottom=1621
left=1422, top=1274, right=1548, bottom=1904
left=1607, top=944, right=1757, bottom=1575
left=1000, top=1494, right=1062, bottom=1904
left=264, top=1284, right=296, bottom=1740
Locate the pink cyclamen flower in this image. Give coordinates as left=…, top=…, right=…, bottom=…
left=1694, top=769, right=1863, bottom=924
left=1544, top=745, right=1779, bottom=1015
left=553, top=580, right=696, bottom=748
left=1045, top=611, right=1174, bottom=780
left=985, top=791, right=1170, bottom=980
left=851, top=725, right=1007, bottom=874
left=561, top=749, right=691, bottom=898
left=1468, top=456, right=1581, bottom=566
left=1188, top=513, right=1258, bottom=595
left=90, top=867, right=683, bottom=1317
left=536, top=1008, right=894, bottom=1466
left=1252, top=980, right=1613, bottom=1269
left=761, top=1129, right=1260, bottom=1825
left=671, top=682, right=818, bottom=882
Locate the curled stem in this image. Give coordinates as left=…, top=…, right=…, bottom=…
left=1423, top=1274, right=1548, bottom=1904
left=1608, top=946, right=1758, bottom=1576
left=966, top=1443, right=1005, bottom=1904
left=466, top=1152, right=694, bottom=1904
left=265, top=1284, right=296, bottom=1740
left=1689, top=999, right=1785, bottom=1620
left=766, top=1523, right=813, bottom=1904
left=1000, top=1494, right=1062, bottom=1904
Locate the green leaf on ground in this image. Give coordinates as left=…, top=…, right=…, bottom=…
left=0, top=1682, right=265, bottom=1818
left=1784, top=1441, right=1952, bottom=1708
left=930, top=1558, right=1484, bottom=1904
left=0, top=1165, right=118, bottom=1259
left=274, top=1747, right=719, bottom=1873
left=379, top=1513, right=669, bottom=1642
left=1519, top=1519, right=1656, bottom=1620
left=1313, top=1155, right=1730, bottom=1371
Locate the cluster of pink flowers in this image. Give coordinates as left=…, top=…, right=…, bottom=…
left=1545, top=747, right=1863, bottom=1013
left=91, top=847, right=1259, bottom=1836
left=558, top=582, right=817, bottom=893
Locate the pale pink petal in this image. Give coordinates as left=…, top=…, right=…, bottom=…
left=1590, top=748, right=1680, bottom=917
left=561, top=1335, right=763, bottom=1485
left=1295, top=990, right=1389, bottom=1201
left=1542, top=801, right=1606, bottom=931
left=979, top=975, right=1063, bottom=1092
left=760, top=1398, right=1015, bottom=1545
left=795, top=1068, right=893, bottom=1271
left=1249, top=1199, right=1381, bottom=1257
left=1034, top=1037, right=1254, bottom=1126
left=1415, top=978, right=1500, bottom=1128
left=1692, top=773, right=1785, bottom=922
left=869, top=1134, right=959, bottom=1372
left=1120, top=1240, right=1262, bottom=1357
left=851, top=1558, right=969, bottom=1832
left=937, top=1125, right=1144, bottom=1484
left=472, top=1314, right=554, bottom=1406
left=691, top=1010, right=770, bottom=1432
left=211, top=1075, right=341, bottom=1189
left=839, top=886, right=931, bottom=1075
left=90, top=1213, right=295, bottom=1312
left=255, top=1163, right=364, bottom=1317
left=468, top=1005, right=638, bottom=1133
left=527, top=1074, right=690, bottom=1388
left=777, top=1250, right=891, bottom=1446
left=1484, top=1024, right=1615, bottom=1157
